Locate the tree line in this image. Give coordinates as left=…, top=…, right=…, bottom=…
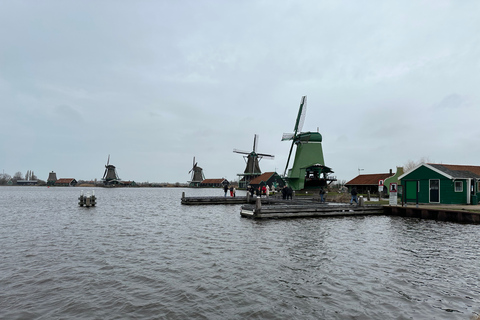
left=0, top=170, right=43, bottom=185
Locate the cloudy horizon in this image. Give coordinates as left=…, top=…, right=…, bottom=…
left=1, top=1, right=479, bottom=184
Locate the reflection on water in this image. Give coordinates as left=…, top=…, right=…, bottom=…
left=0, top=187, right=479, bottom=319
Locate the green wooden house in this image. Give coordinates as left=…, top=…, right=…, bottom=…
left=398, top=163, right=480, bottom=205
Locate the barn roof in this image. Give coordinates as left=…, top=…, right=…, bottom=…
left=201, top=178, right=225, bottom=184
left=249, top=172, right=276, bottom=185
left=346, top=173, right=393, bottom=186
left=427, top=164, right=480, bottom=178
left=56, top=178, right=76, bottom=184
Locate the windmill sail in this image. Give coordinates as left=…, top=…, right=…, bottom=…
left=234, top=134, right=275, bottom=188
left=188, top=156, right=204, bottom=187
left=281, top=96, right=336, bottom=190
left=103, top=155, right=120, bottom=185
left=284, top=96, right=307, bottom=176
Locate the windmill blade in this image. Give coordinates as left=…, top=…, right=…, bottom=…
left=107, top=154, right=110, bottom=166
left=284, top=140, right=295, bottom=176
left=282, top=133, right=294, bottom=141
left=253, top=134, right=258, bottom=153
left=294, top=96, right=307, bottom=133
left=233, top=149, right=251, bottom=155
left=103, top=168, right=108, bottom=179
left=257, top=153, right=275, bottom=159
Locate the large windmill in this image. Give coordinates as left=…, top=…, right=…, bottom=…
left=234, top=134, right=274, bottom=189
left=188, top=157, right=205, bottom=187
left=102, top=155, right=120, bottom=186
left=282, top=96, right=336, bottom=191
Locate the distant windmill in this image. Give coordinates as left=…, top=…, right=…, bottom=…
left=282, top=96, right=336, bottom=191
left=234, top=134, right=274, bottom=189
left=188, top=157, right=205, bottom=187
left=102, top=155, right=120, bottom=186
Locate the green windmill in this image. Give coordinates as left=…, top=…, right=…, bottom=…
left=282, top=96, right=336, bottom=191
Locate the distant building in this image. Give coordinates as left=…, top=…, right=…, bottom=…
left=120, top=181, right=137, bottom=187
left=16, top=180, right=38, bottom=186
left=54, top=178, right=78, bottom=187
left=345, top=170, right=394, bottom=194
left=398, top=163, right=480, bottom=205
left=247, top=172, right=285, bottom=191
left=47, top=171, right=57, bottom=186
left=199, top=178, right=228, bottom=188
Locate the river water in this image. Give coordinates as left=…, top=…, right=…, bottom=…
left=1, top=186, right=479, bottom=319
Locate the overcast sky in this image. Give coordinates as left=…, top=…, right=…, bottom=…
left=1, top=0, right=479, bottom=183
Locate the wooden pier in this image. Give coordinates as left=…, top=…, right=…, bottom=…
left=181, top=192, right=279, bottom=205
left=240, top=197, right=383, bottom=219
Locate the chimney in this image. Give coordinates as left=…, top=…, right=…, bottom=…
left=389, top=169, right=393, bottom=175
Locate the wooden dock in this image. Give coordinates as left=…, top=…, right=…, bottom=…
left=181, top=192, right=280, bottom=205
left=240, top=198, right=384, bottom=219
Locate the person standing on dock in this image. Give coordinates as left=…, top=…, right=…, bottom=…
left=229, top=186, right=234, bottom=197
left=350, top=187, right=358, bottom=205
left=223, top=184, right=228, bottom=197
left=286, top=186, right=293, bottom=200
left=319, top=187, right=326, bottom=203
left=233, top=187, right=236, bottom=197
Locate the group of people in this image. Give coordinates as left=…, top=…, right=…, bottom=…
left=247, top=185, right=270, bottom=197
left=223, top=184, right=236, bottom=197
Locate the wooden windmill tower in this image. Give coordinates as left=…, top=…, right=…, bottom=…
left=234, top=134, right=274, bottom=189
left=102, top=155, right=120, bottom=186
left=47, top=171, right=57, bottom=186
left=188, top=157, right=205, bottom=187
left=282, top=96, right=336, bottom=191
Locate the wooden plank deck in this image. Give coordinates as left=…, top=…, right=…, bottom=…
left=181, top=194, right=281, bottom=205
left=240, top=202, right=384, bottom=219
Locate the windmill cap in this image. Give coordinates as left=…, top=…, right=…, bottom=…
left=296, top=131, right=322, bottom=142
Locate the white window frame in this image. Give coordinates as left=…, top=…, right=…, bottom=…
left=454, top=180, right=463, bottom=192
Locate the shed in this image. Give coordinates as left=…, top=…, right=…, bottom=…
left=54, top=178, right=78, bottom=187
left=16, top=180, right=38, bottom=186
left=248, top=172, right=285, bottom=191
left=398, top=163, right=480, bottom=205
left=345, top=171, right=394, bottom=194
left=199, top=178, right=228, bottom=188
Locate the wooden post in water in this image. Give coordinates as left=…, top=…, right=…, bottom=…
left=182, top=192, right=185, bottom=201
left=358, top=196, right=364, bottom=207
left=367, top=190, right=370, bottom=201
left=247, top=192, right=250, bottom=203
left=254, top=197, right=262, bottom=217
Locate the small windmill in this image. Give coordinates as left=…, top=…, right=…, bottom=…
left=102, top=155, right=120, bottom=186
left=188, top=157, right=205, bottom=187
left=282, top=96, right=336, bottom=191
left=234, top=134, right=274, bottom=189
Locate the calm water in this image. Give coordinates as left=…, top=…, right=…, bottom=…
left=1, top=186, right=479, bottom=320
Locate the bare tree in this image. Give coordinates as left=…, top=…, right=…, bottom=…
left=13, top=171, right=24, bottom=183
left=403, top=157, right=431, bottom=172
left=0, top=173, right=12, bottom=185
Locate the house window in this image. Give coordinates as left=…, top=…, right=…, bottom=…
left=454, top=181, right=463, bottom=192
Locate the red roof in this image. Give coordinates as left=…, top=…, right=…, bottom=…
left=249, top=172, right=275, bottom=185
left=346, top=173, right=393, bottom=186
left=201, top=179, right=225, bottom=184
left=55, top=178, right=76, bottom=184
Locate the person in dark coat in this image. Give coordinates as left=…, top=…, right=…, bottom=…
left=286, top=186, right=293, bottom=200
left=281, top=186, right=287, bottom=200
left=223, top=184, right=228, bottom=197
left=350, top=187, right=358, bottom=205
left=319, top=187, right=326, bottom=203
